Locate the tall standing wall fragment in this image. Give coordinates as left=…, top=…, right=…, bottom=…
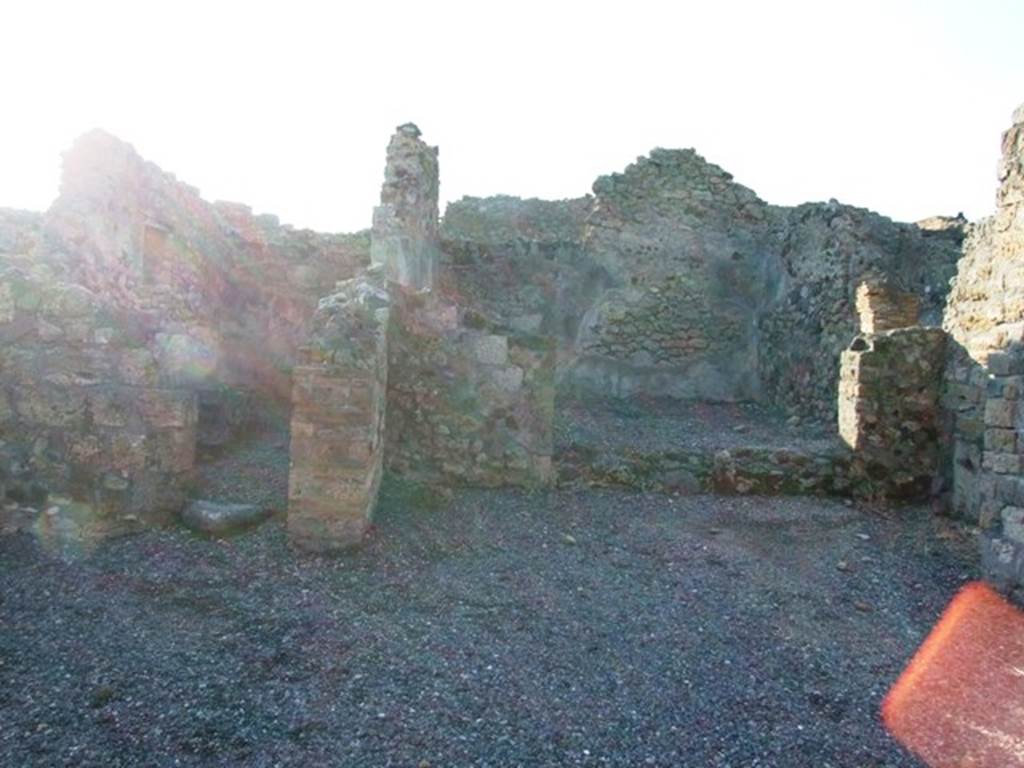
left=381, top=125, right=557, bottom=487
left=942, top=103, right=1024, bottom=592
left=370, top=123, right=440, bottom=292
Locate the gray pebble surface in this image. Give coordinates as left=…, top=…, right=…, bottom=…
left=0, top=481, right=978, bottom=767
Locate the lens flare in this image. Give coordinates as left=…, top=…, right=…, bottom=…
left=883, top=582, right=1024, bottom=767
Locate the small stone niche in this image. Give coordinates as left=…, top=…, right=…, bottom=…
left=855, top=280, right=921, bottom=333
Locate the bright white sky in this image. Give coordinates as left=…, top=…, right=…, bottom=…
left=2, top=1, right=1022, bottom=233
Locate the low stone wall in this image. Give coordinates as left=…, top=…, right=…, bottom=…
left=386, top=291, right=555, bottom=487
left=838, top=326, right=947, bottom=500
left=557, top=442, right=853, bottom=497
left=287, top=270, right=389, bottom=551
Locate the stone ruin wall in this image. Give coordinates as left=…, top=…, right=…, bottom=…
left=437, top=153, right=961, bottom=423
left=941, top=105, right=1024, bottom=591
left=385, top=295, right=555, bottom=488
left=43, top=131, right=369, bottom=419
left=0, top=212, right=196, bottom=524
left=439, top=195, right=594, bottom=376
left=3, top=106, right=1021, bottom=559
left=574, top=151, right=770, bottom=402
left=370, top=125, right=555, bottom=491
left=838, top=283, right=947, bottom=500
left=286, top=124, right=557, bottom=549
left=0, top=133, right=369, bottom=524
left=283, top=120, right=967, bottom=553
left=370, top=124, right=440, bottom=292
left=758, top=204, right=961, bottom=423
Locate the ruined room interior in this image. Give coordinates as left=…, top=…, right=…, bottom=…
left=2, top=90, right=1024, bottom=765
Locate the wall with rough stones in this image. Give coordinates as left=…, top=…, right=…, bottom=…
left=0, top=112, right=1007, bottom=545
left=43, top=130, right=369, bottom=413
left=287, top=268, right=389, bottom=551
left=436, top=152, right=961, bottom=418
left=1, top=130, right=369, bottom=529
left=286, top=124, right=558, bottom=553
left=371, top=123, right=440, bottom=292
left=383, top=128, right=556, bottom=488
left=0, top=257, right=196, bottom=524
left=574, top=149, right=775, bottom=401
left=941, top=104, right=1024, bottom=593
left=758, top=204, right=961, bottom=424
left=439, top=196, right=597, bottom=374
left=838, top=283, right=947, bottom=500
left=386, top=291, right=556, bottom=487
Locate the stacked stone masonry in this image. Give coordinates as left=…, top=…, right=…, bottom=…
left=288, top=125, right=556, bottom=550
left=943, top=103, right=1024, bottom=592
left=838, top=325, right=947, bottom=500
left=386, top=291, right=555, bottom=488
left=370, top=123, right=440, bottom=292
left=0, top=244, right=196, bottom=524
left=558, top=441, right=857, bottom=498
left=4, top=105, right=1024, bottom=577
left=44, top=130, right=369, bottom=405
left=854, top=280, right=922, bottom=333
left=287, top=269, right=389, bottom=551
left=438, top=153, right=961, bottom=419
left=1, top=131, right=368, bottom=528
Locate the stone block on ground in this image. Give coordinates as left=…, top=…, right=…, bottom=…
left=181, top=499, right=272, bottom=535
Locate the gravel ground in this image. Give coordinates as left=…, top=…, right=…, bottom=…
left=556, top=398, right=838, bottom=456
left=194, top=429, right=291, bottom=512
left=0, top=482, right=979, bottom=767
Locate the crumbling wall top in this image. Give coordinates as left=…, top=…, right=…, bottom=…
left=855, top=280, right=922, bottom=334
left=441, top=195, right=589, bottom=245
left=371, top=123, right=440, bottom=291
left=997, top=103, right=1024, bottom=212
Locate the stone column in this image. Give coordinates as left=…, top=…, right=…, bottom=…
left=370, top=123, right=440, bottom=292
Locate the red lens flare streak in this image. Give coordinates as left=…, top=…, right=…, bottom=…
left=883, top=582, right=1024, bottom=767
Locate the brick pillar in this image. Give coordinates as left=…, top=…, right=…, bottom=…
left=854, top=280, right=921, bottom=333
left=287, top=269, right=389, bottom=551
left=288, top=123, right=439, bottom=549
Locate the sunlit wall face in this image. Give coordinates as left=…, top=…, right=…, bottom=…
left=884, top=582, right=1024, bottom=768
left=1, top=1, right=1022, bottom=234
